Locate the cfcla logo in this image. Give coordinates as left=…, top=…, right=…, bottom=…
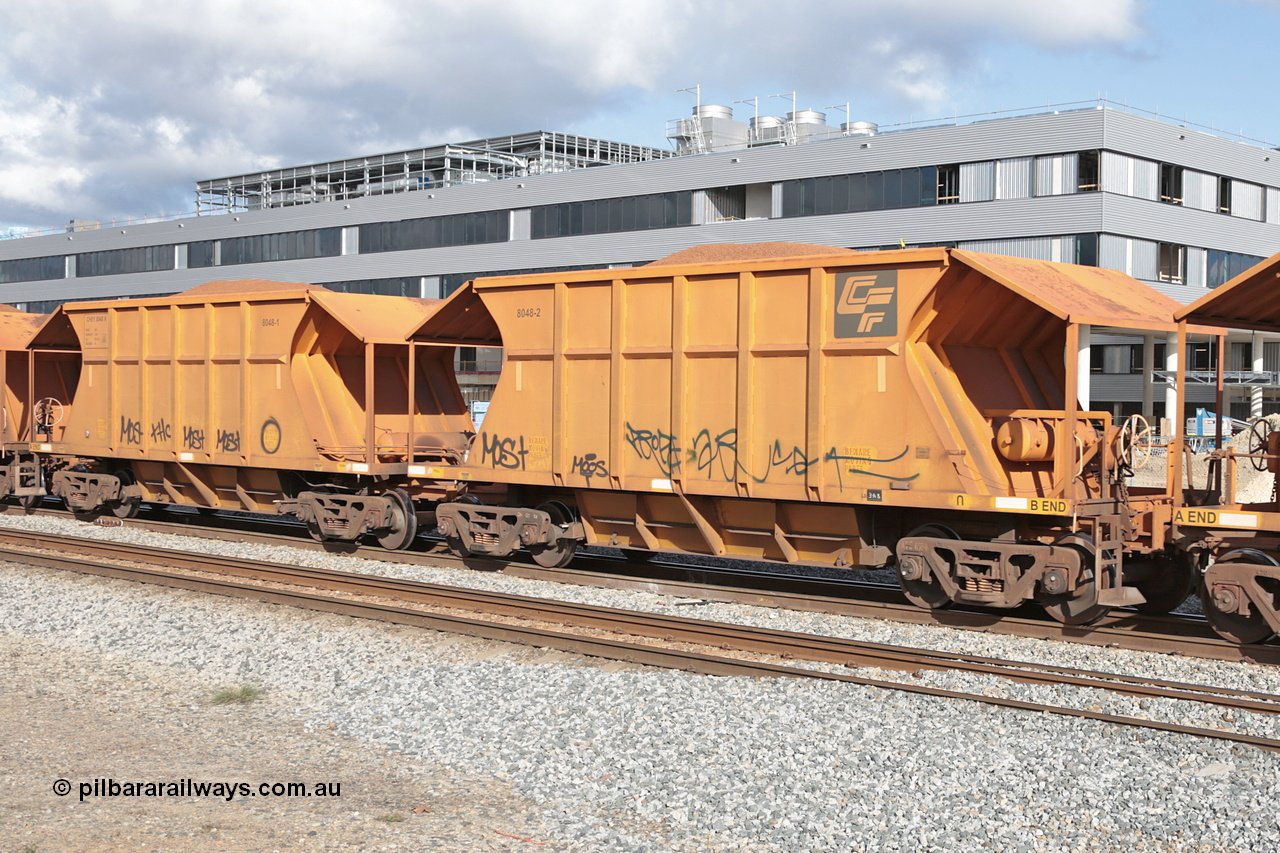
left=834, top=270, right=898, bottom=339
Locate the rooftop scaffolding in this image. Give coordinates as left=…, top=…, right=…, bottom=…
left=194, top=131, right=674, bottom=213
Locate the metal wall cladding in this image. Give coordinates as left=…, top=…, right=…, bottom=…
left=1232, top=180, right=1265, bottom=221
left=1100, top=152, right=1159, bottom=200
left=996, top=157, right=1033, bottom=200
left=958, top=236, right=1054, bottom=261
left=5, top=107, right=1278, bottom=305
left=1034, top=153, right=1078, bottom=196
left=1130, top=238, right=1159, bottom=281
left=1187, top=247, right=1208, bottom=288
left=1182, top=171, right=1217, bottom=212
left=959, top=161, right=995, bottom=202
left=1102, top=193, right=1279, bottom=259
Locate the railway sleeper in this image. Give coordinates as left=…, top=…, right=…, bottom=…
left=435, top=502, right=585, bottom=562
left=278, top=491, right=406, bottom=544
left=896, top=534, right=1145, bottom=611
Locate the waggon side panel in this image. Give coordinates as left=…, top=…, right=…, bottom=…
left=0, top=310, right=48, bottom=447
left=461, top=254, right=993, bottom=507
left=35, top=286, right=466, bottom=476
left=56, top=298, right=320, bottom=468
left=413, top=247, right=1181, bottom=522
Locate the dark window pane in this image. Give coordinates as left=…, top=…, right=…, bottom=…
left=781, top=181, right=800, bottom=217
left=815, top=176, right=834, bottom=214
left=0, top=255, right=65, bottom=283
left=77, top=246, right=175, bottom=277
left=919, top=166, right=938, bottom=205
left=847, top=173, right=868, bottom=211
left=867, top=172, right=884, bottom=210
left=883, top=171, right=903, bottom=209
left=1076, top=233, right=1099, bottom=267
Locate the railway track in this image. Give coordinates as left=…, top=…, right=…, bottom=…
left=3, top=525, right=1280, bottom=754
left=5, top=502, right=1276, bottom=666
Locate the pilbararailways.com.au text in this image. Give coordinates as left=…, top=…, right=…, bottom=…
left=53, top=778, right=342, bottom=802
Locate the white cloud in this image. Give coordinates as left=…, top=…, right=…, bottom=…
left=0, top=0, right=1146, bottom=226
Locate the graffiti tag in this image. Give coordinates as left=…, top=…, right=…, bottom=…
left=623, top=423, right=681, bottom=476
left=480, top=433, right=528, bottom=470
left=183, top=426, right=205, bottom=450
left=570, top=453, right=609, bottom=483
left=217, top=429, right=242, bottom=453
left=120, top=417, right=142, bottom=445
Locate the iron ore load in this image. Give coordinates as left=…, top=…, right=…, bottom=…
left=2, top=241, right=1277, bottom=644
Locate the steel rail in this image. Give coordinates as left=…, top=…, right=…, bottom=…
left=5, top=528, right=1280, bottom=743
left=6, top=537, right=1280, bottom=753
left=5, top=503, right=1278, bottom=665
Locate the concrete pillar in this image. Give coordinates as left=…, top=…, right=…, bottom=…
left=1141, top=334, right=1155, bottom=420
left=1165, top=331, right=1179, bottom=437
left=1076, top=325, right=1091, bottom=410
left=1253, top=331, right=1265, bottom=419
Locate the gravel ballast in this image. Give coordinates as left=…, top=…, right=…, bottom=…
left=3, top=512, right=1279, bottom=851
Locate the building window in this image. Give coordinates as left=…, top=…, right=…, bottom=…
left=1230, top=341, right=1253, bottom=371
left=531, top=192, right=692, bottom=238
left=319, top=277, right=420, bottom=297
left=361, top=211, right=509, bottom=253
left=937, top=165, right=959, bottom=204
left=1159, top=163, right=1183, bottom=205
left=1157, top=242, right=1185, bottom=283
left=222, top=228, right=341, bottom=265
left=1075, top=233, right=1099, bottom=267
left=0, top=255, right=65, bottom=284
left=1207, top=249, right=1264, bottom=288
left=1090, top=344, right=1147, bottom=375
left=780, top=168, right=938, bottom=218
left=188, top=241, right=216, bottom=268
left=1218, top=176, right=1232, bottom=214
left=1077, top=151, right=1099, bottom=192
left=77, top=245, right=175, bottom=277
left=1186, top=341, right=1215, bottom=371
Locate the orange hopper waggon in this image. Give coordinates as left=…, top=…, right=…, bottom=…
left=0, top=242, right=1270, bottom=644
left=7, top=280, right=474, bottom=549
left=408, top=244, right=1190, bottom=626
left=1164, top=250, right=1280, bottom=644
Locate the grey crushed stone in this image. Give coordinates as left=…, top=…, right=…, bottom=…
left=0, top=511, right=1278, bottom=851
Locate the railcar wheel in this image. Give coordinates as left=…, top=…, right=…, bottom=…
left=529, top=501, right=578, bottom=568
left=1133, top=551, right=1195, bottom=614
left=376, top=488, right=418, bottom=551
left=1247, top=419, right=1275, bottom=472
left=1115, top=414, right=1154, bottom=471
left=1038, top=533, right=1111, bottom=626
left=1202, top=551, right=1277, bottom=644
left=109, top=470, right=141, bottom=519
left=896, top=524, right=957, bottom=610
left=17, top=494, right=40, bottom=511
left=306, top=520, right=327, bottom=542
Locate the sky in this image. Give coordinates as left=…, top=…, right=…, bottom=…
left=2, top=0, right=1279, bottom=234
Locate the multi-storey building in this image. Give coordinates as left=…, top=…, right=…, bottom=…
left=3, top=101, right=1278, bottom=425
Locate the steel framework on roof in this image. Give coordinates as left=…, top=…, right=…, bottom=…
left=194, top=131, right=674, bottom=214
